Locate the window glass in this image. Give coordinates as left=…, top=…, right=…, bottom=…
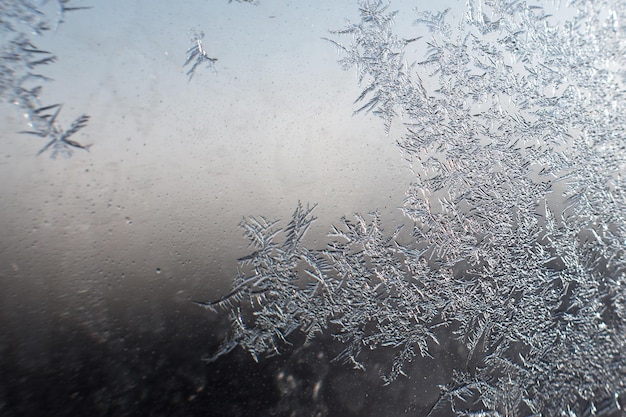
left=1, top=1, right=624, bottom=416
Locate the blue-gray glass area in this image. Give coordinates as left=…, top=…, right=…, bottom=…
left=0, top=1, right=624, bottom=417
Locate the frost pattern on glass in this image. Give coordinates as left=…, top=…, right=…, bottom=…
left=205, top=1, right=625, bottom=416
left=0, top=0, right=91, bottom=157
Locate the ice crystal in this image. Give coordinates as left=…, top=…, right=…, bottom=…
left=183, top=29, right=217, bottom=81
left=0, top=0, right=91, bottom=156
left=205, top=1, right=626, bottom=416
left=19, top=105, right=91, bottom=158
left=229, top=0, right=259, bottom=4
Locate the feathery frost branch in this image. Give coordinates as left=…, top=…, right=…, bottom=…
left=204, top=1, right=626, bottom=415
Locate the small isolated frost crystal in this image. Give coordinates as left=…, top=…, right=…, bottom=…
left=183, top=30, right=218, bottom=81
left=205, top=1, right=626, bottom=416
left=229, top=0, right=259, bottom=4
left=19, top=105, right=91, bottom=158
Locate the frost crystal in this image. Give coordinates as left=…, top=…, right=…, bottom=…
left=206, top=1, right=626, bottom=416
left=229, top=0, right=259, bottom=4
left=0, top=0, right=91, bottom=157
left=183, top=30, right=218, bottom=82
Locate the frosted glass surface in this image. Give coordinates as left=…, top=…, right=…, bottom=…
left=1, top=1, right=624, bottom=416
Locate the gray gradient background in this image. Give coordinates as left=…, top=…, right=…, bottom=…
left=0, top=1, right=466, bottom=416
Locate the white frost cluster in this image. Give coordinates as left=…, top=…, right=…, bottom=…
left=208, top=1, right=626, bottom=416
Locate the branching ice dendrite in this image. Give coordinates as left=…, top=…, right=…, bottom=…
left=183, top=30, right=218, bottom=82
left=19, top=104, right=91, bottom=158
left=0, top=0, right=92, bottom=158
left=229, top=0, right=259, bottom=4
